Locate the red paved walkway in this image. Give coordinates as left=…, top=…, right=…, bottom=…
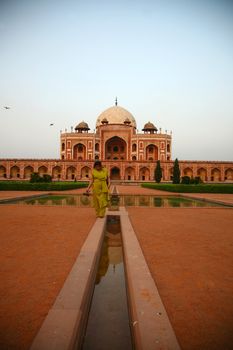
left=0, top=206, right=95, bottom=350
left=128, top=207, right=233, bottom=350
left=115, top=184, right=176, bottom=195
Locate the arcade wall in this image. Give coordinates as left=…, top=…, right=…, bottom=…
left=0, top=160, right=232, bottom=182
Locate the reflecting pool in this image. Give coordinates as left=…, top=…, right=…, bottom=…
left=2, top=194, right=229, bottom=208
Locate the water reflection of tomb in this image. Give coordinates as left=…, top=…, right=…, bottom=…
left=96, top=216, right=123, bottom=283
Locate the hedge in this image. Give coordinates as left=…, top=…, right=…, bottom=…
left=141, top=183, right=233, bottom=194
left=0, top=181, right=88, bottom=191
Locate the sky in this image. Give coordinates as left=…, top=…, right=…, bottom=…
left=0, top=0, right=233, bottom=161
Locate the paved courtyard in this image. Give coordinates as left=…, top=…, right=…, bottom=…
left=0, top=186, right=232, bottom=349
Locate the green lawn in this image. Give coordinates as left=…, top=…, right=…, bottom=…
left=142, top=183, right=233, bottom=193
left=0, top=181, right=88, bottom=191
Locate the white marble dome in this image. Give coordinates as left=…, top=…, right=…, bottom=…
left=96, top=105, right=137, bottom=129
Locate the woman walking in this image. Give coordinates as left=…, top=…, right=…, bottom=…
left=86, top=161, right=110, bottom=218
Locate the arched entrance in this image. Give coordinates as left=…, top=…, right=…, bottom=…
left=38, top=166, right=48, bottom=176
left=183, top=167, right=193, bottom=178
left=197, top=168, right=207, bottom=182
left=169, top=167, right=173, bottom=181
left=225, top=168, right=233, bottom=181
left=139, top=167, right=150, bottom=181
left=146, top=144, right=158, bottom=161
left=66, top=166, right=77, bottom=180
left=125, top=167, right=135, bottom=180
left=73, top=143, right=86, bottom=160
left=211, top=168, right=221, bottom=182
left=81, top=166, right=91, bottom=179
left=105, top=136, right=127, bottom=160
left=52, top=166, right=62, bottom=180
left=110, top=167, right=120, bottom=180
left=0, top=165, right=6, bottom=179
left=10, top=166, right=20, bottom=179
left=24, top=166, right=34, bottom=179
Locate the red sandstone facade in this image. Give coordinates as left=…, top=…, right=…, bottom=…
left=0, top=159, right=232, bottom=182
left=0, top=103, right=232, bottom=182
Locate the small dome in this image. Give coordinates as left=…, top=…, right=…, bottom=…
left=124, top=117, right=131, bottom=124
left=75, top=121, right=90, bottom=131
left=142, top=121, right=158, bottom=132
left=101, top=118, right=109, bottom=124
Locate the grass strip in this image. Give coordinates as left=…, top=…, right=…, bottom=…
left=0, top=181, right=88, bottom=191
left=142, top=183, right=233, bottom=193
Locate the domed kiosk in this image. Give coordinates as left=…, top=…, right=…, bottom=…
left=75, top=121, right=90, bottom=133
left=142, top=122, right=158, bottom=134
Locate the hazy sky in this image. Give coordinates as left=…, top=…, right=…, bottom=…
left=0, top=0, right=232, bottom=160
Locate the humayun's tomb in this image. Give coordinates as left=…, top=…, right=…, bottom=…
left=0, top=101, right=232, bottom=182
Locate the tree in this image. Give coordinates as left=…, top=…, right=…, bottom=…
left=154, top=160, right=162, bottom=183
left=173, top=158, right=180, bottom=184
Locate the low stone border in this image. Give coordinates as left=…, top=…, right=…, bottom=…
left=180, top=194, right=233, bottom=207
left=120, top=207, right=181, bottom=350
left=0, top=193, right=49, bottom=204
left=30, top=217, right=106, bottom=350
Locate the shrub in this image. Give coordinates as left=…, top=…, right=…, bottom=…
left=192, top=176, right=202, bottom=184
left=181, top=176, right=203, bottom=185
left=181, top=176, right=191, bottom=184
left=42, top=174, right=52, bottom=183
left=30, top=172, right=41, bottom=183
left=30, top=172, right=52, bottom=183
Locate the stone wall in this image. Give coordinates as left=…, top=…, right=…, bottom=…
left=0, top=160, right=232, bottom=182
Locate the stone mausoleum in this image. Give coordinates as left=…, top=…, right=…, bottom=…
left=0, top=101, right=232, bottom=182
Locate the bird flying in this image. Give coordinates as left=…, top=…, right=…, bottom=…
left=50, top=123, right=54, bottom=126
left=4, top=106, right=10, bottom=109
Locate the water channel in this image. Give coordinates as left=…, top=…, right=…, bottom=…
left=81, top=215, right=133, bottom=350
left=1, top=194, right=229, bottom=207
